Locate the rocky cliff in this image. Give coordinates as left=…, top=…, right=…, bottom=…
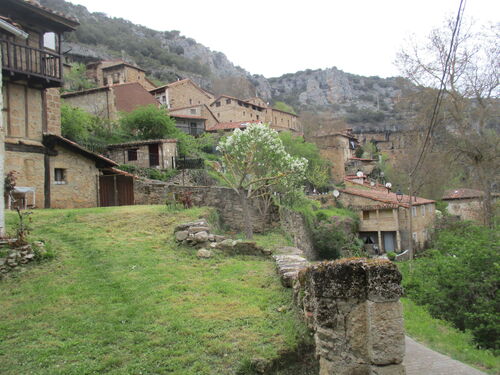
left=40, top=0, right=415, bottom=136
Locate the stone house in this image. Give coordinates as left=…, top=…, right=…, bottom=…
left=311, top=129, right=359, bottom=183
left=168, top=104, right=219, bottom=136
left=106, top=139, right=177, bottom=170
left=150, top=79, right=215, bottom=109
left=338, top=182, right=436, bottom=253
left=442, top=188, right=499, bottom=224
left=85, top=60, right=157, bottom=91
left=209, top=95, right=301, bottom=133
left=61, top=82, right=160, bottom=121
left=1, top=0, right=134, bottom=209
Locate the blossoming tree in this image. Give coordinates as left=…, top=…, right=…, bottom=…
left=213, top=123, right=307, bottom=238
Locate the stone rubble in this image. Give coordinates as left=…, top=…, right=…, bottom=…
left=173, top=220, right=271, bottom=257
left=0, top=240, right=44, bottom=279
left=273, top=248, right=310, bottom=287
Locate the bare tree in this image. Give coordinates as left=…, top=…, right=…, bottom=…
left=396, top=19, right=499, bottom=226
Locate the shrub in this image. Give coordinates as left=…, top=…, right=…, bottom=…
left=386, top=251, right=396, bottom=261
left=400, top=221, right=499, bottom=351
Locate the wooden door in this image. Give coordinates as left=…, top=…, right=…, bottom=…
left=99, top=175, right=134, bottom=207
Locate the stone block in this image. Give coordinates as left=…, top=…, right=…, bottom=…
left=175, top=231, right=189, bottom=242
left=370, top=364, right=405, bottom=375
left=196, top=249, right=212, bottom=259
left=188, top=226, right=210, bottom=234
left=366, top=261, right=403, bottom=302
left=193, top=231, right=209, bottom=243
left=368, top=301, right=405, bottom=365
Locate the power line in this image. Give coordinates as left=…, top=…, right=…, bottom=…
left=410, top=0, right=467, bottom=178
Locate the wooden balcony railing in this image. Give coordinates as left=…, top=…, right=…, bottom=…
left=1, top=38, right=63, bottom=87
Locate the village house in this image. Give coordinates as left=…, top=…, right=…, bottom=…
left=106, top=139, right=177, bottom=170
left=310, top=129, right=359, bottom=183
left=338, top=178, right=436, bottom=254
left=168, top=104, right=219, bottom=136
left=1, top=0, right=134, bottom=209
left=85, top=59, right=157, bottom=91
left=61, top=82, right=160, bottom=121
left=442, top=188, right=499, bottom=224
left=205, top=120, right=262, bottom=133
left=150, top=78, right=215, bottom=109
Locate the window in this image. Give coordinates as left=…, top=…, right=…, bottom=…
left=363, top=211, right=370, bottom=220
left=256, top=115, right=259, bottom=120
left=421, top=205, right=426, bottom=216
left=428, top=204, right=433, bottom=213
left=128, top=149, right=138, bottom=161
left=215, top=101, right=221, bottom=107
left=189, top=99, right=192, bottom=105
left=54, top=168, right=66, bottom=184
left=43, top=32, right=57, bottom=50
left=226, top=99, right=231, bottom=104
left=412, top=206, right=417, bottom=217
left=190, top=108, right=196, bottom=114
left=161, top=95, right=166, bottom=104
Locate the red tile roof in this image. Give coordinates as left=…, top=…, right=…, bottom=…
left=206, top=121, right=261, bottom=132
left=340, top=186, right=435, bottom=208
left=113, top=82, right=160, bottom=112
left=442, top=188, right=484, bottom=200
left=170, top=114, right=206, bottom=120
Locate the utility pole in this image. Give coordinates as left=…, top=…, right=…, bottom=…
left=408, top=177, right=414, bottom=261
left=0, top=49, right=4, bottom=236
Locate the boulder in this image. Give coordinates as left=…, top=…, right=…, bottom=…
left=188, top=226, right=210, bottom=234
left=197, top=249, right=212, bottom=259
left=194, top=231, right=209, bottom=243
left=175, top=231, right=189, bottom=242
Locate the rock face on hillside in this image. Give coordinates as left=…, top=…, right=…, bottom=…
left=41, top=0, right=415, bottom=136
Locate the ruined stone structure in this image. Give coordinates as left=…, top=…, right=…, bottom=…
left=107, top=139, right=177, bottom=170
left=279, top=207, right=316, bottom=260
left=85, top=60, right=156, bottom=90
left=295, top=259, right=405, bottom=375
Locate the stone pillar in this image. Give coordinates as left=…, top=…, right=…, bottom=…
left=297, top=258, right=405, bottom=375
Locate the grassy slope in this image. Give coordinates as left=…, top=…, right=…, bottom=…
left=0, top=206, right=308, bottom=375
left=402, top=298, right=499, bottom=374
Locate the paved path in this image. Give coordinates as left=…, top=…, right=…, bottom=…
left=404, top=336, right=487, bottom=375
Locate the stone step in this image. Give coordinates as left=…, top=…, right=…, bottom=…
left=273, top=254, right=310, bottom=288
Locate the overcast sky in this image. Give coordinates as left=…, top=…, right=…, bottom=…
left=66, top=0, right=498, bottom=78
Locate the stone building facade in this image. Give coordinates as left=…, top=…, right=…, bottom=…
left=107, top=139, right=177, bottom=170
left=168, top=104, right=219, bottom=136
left=86, top=60, right=156, bottom=91
left=339, top=182, right=435, bottom=253
left=442, top=188, right=498, bottom=224
left=150, top=79, right=215, bottom=109
left=311, top=130, right=358, bottom=183
left=61, top=82, right=160, bottom=121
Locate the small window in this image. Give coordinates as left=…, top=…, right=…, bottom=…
left=421, top=205, right=426, bottom=216
left=412, top=206, right=417, bottom=217
left=428, top=204, right=433, bottom=213
left=190, top=108, right=196, bottom=114
left=256, top=115, right=259, bottom=120
left=43, top=32, right=57, bottom=50
left=215, top=101, right=221, bottom=107
left=189, top=99, right=192, bottom=105
left=54, top=168, right=66, bottom=184
left=128, top=149, right=138, bottom=161
left=226, top=99, right=231, bottom=104
left=363, top=211, right=370, bottom=220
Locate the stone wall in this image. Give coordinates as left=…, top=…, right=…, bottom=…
left=279, top=207, right=316, bottom=260
left=62, top=88, right=115, bottom=120
left=167, top=80, right=213, bottom=109
left=295, top=258, right=405, bottom=375
left=133, top=181, right=276, bottom=232
left=49, top=145, right=100, bottom=209
left=45, top=88, right=61, bottom=135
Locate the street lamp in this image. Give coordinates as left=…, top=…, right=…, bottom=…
left=396, top=188, right=403, bottom=202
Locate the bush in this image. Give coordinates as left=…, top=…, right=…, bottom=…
left=386, top=251, right=396, bottom=261
left=400, top=221, right=499, bottom=351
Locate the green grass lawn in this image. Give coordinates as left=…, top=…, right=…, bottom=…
left=402, top=298, right=499, bottom=374
left=0, top=205, right=309, bottom=375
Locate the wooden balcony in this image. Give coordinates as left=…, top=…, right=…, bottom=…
left=1, top=38, right=63, bottom=88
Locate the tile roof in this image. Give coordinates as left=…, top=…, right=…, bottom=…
left=10, top=0, right=79, bottom=30
left=171, top=114, right=206, bottom=120
left=340, top=186, right=435, bottom=208
left=42, top=134, right=117, bottom=167
left=206, top=121, right=261, bottom=131
left=112, top=82, right=160, bottom=112
left=442, top=188, right=484, bottom=200
left=107, top=139, right=177, bottom=149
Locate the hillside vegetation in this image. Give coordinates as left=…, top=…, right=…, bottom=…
left=0, top=206, right=310, bottom=375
